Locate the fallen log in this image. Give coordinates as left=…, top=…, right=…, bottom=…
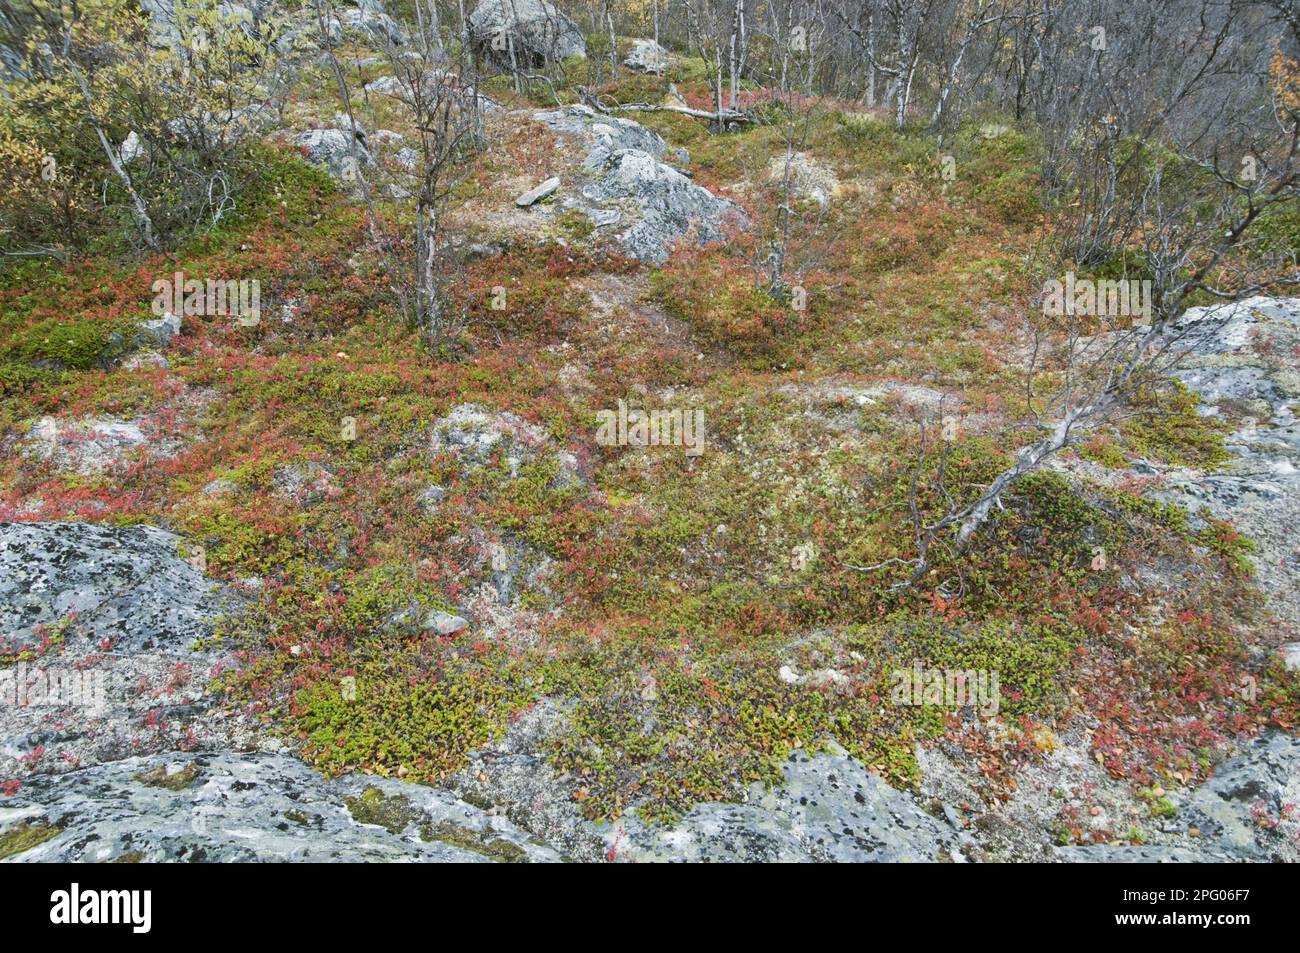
left=584, top=92, right=753, bottom=126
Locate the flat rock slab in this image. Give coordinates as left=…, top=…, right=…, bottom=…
left=1158, top=296, right=1300, bottom=629
left=22, top=414, right=192, bottom=477
left=0, top=751, right=563, bottom=862
left=515, top=176, right=560, bottom=206
left=0, top=521, right=223, bottom=656
left=0, top=521, right=248, bottom=780
left=610, top=743, right=974, bottom=862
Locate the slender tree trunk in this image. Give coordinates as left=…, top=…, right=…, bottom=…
left=69, top=64, right=159, bottom=251
left=930, top=39, right=968, bottom=127
left=865, top=5, right=876, bottom=107
left=606, top=0, right=618, bottom=76
left=728, top=0, right=740, bottom=110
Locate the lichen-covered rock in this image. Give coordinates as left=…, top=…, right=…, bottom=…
left=429, top=403, right=582, bottom=486
left=609, top=742, right=976, bottom=862
left=767, top=151, right=842, bottom=208
left=167, top=104, right=274, bottom=147
left=22, top=417, right=175, bottom=477
left=580, top=148, right=740, bottom=264
left=292, top=127, right=373, bottom=184
left=384, top=600, right=470, bottom=636
left=532, top=104, right=680, bottom=162
left=427, top=610, right=469, bottom=635
left=515, top=176, right=560, bottom=207
left=134, top=311, right=181, bottom=350
left=136, top=0, right=188, bottom=42
left=0, top=522, right=222, bottom=655
left=0, top=39, right=24, bottom=81
left=529, top=106, right=736, bottom=263
left=623, top=38, right=670, bottom=74
left=138, top=0, right=284, bottom=46
left=469, top=0, right=585, bottom=67
left=365, top=75, right=405, bottom=96
left=0, top=522, right=248, bottom=781
left=1055, top=845, right=1208, bottom=862
left=1057, top=733, right=1300, bottom=862
left=0, top=751, right=563, bottom=862
left=1174, top=732, right=1300, bottom=858
left=393, top=146, right=420, bottom=171
left=271, top=462, right=337, bottom=506
left=1156, top=297, right=1300, bottom=629
left=338, top=5, right=408, bottom=48
left=273, top=11, right=342, bottom=53
left=118, top=130, right=145, bottom=164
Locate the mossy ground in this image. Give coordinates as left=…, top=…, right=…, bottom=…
left=132, top=762, right=202, bottom=791
left=1, top=52, right=1295, bottom=832
left=0, top=819, right=61, bottom=859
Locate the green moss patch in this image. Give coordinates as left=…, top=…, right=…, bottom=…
left=0, top=819, right=62, bottom=859
left=345, top=786, right=418, bottom=835
left=133, top=762, right=201, bottom=791
left=422, top=820, right=527, bottom=862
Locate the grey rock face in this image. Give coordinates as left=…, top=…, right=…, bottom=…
left=0, top=522, right=220, bottom=658
left=1157, top=297, right=1300, bottom=630
left=624, top=38, right=670, bottom=74
left=167, top=105, right=274, bottom=148
left=426, top=609, right=469, bottom=635
left=292, top=128, right=373, bottom=183
left=0, top=751, right=562, bottom=862
left=393, top=146, right=420, bottom=171
left=612, top=742, right=974, bottom=862
left=417, top=484, right=447, bottom=510
left=271, top=462, right=336, bottom=506
left=581, top=148, right=739, bottom=264
left=384, top=599, right=471, bottom=638
left=0, top=33, right=25, bottom=81
left=364, top=71, right=485, bottom=110
left=215, top=2, right=257, bottom=36
left=365, top=75, right=405, bottom=96
left=767, top=151, right=841, bottom=208
left=22, top=416, right=182, bottom=477
left=0, top=523, right=560, bottom=864
left=1055, top=845, right=1208, bottom=862
left=78, top=312, right=181, bottom=371
left=274, top=11, right=342, bottom=54
left=136, top=0, right=185, bottom=41
left=1058, top=733, right=1300, bottom=862
left=1168, top=732, right=1300, bottom=860
left=469, top=0, right=586, bottom=67
left=117, top=130, right=144, bottom=165
left=533, top=104, right=677, bottom=160
left=0, top=522, right=249, bottom=782
left=429, top=403, right=581, bottom=486
left=338, top=6, right=408, bottom=47
left=135, top=311, right=181, bottom=350
left=139, top=0, right=278, bottom=45
left=530, top=105, right=737, bottom=264
left=203, top=478, right=239, bottom=497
